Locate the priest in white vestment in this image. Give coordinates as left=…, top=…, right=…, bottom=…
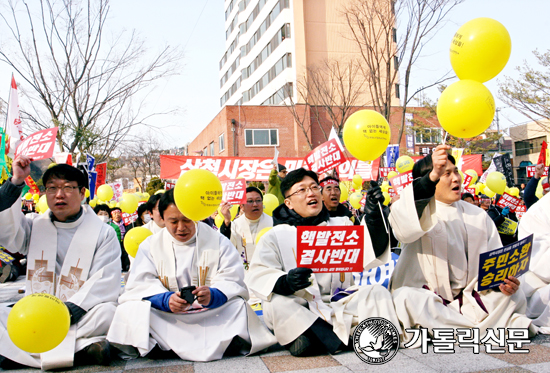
left=389, top=145, right=539, bottom=348
left=246, top=168, right=399, bottom=357
left=219, top=187, right=273, bottom=304
left=142, top=193, right=165, bottom=234
left=518, top=193, right=550, bottom=327
left=107, top=189, right=276, bottom=362
left=0, top=157, right=121, bottom=370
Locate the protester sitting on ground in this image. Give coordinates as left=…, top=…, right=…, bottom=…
left=107, top=189, right=277, bottom=362
left=389, top=145, right=540, bottom=348
left=143, top=194, right=165, bottom=234
left=268, top=163, right=287, bottom=205
left=246, top=168, right=399, bottom=357
left=94, top=204, right=129, bottom=271
left=0, top=156, right=121, bottom=369
left=524, top=163, right=549, bottom=209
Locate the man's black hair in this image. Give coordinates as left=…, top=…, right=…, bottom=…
left=158, top=188, right=176, bottom=219
left=137, top=203, right=148, bottom=217
left=93, top=204, right=111, bottom=215
left=412, top=153, right=456, bottom=180
left=246, top=186, right=263, bottom=200
left=42, top=164, right=88, bottom=190
left=280, top=168, right=319, bottom=198
left=461, top=192, right=474, bottom=201
left=319, top=176, right=339, bottom=190
left=277, top=163, right=287, bottom=172
left=146, top=193, right=162, bottom=213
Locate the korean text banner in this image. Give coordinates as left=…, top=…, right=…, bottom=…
left=161, top=155, right=380, bottom=182
left=15, top=127, right=58, bottom=161
left=478, top=234, right=533, bottom=291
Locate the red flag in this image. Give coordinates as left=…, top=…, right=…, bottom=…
left=25, top=176, right=40, bottom=194
left=538, top=141, right=547, bottom=165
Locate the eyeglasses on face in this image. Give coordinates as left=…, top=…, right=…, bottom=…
left=45, top=186, right=80, bottom=195
left=245, top=199, right=263, bottom=205
left=285, top=185, right=321, bottom=199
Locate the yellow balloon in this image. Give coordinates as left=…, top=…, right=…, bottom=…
left=32, top=193, right=39, bottom=201
left=89, top=198, right=97, bottom=208
left=343, top=110, right=391, bottom=161
left=465, top=169, right=478, bottom=185
left=486, top=172, right=506, bottom=195
left=154, top=189, right=166, bottom=195
left=24, top=192, right=33, bottom=200
left=509, top=187, right=520, bottom=197
left=352, top=174, right=363, bottom=186
left=124, top=227, right=153, bottom=258
left=7, top=293, right=70, bottom=353
left=478, top=183, right=486, bottom=195
left=450, top=18, right=511, bottom=83
left=387, top=171, right=398, bottom=180
left=215, top=214, right=224, bottom=229
left=458, top=170, right=465, bottom=184
left=473, top=183, right=481, bottom=195
left=174, top=169, right=222, bottom=221
left=263, top=194, right=279, bottom=216
left=120, top=193, right=139, bottom=214
left=349, top=192, right=363, bottom=210
left=339, top=182, right=349, bottom=203
left=97, top=184, right=114, bottom=201
left=484, top=186, right=496, bottom=198
left=255, top=227, right=273, bottom=245
left=381, top=181, right=390, bottom=193
left=85, top=189, right=90, bottom=198
left=383, top=191, right=390, bottom=206
left=536, top=184, right=544, bottom=199
left=504, top=186, right=511, bottom=195
left=37, top=195, right=48, bottom=212
left=396, top=156, right=414, bottom=173
left=437, top=80, right=495, bottom=139
left=217, top=204, right=239, bottom=220
left=108, top=201, right=115, bottom=209
left=144, top=192, right=150, bottom=199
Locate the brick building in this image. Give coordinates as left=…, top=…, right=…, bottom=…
left=187, top=104, right=442, bottom=158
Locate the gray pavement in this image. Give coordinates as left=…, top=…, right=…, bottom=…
left=2, top=277, right=550, bottom=372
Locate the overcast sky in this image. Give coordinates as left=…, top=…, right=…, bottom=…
left=1, top=0, right=549, bottom=149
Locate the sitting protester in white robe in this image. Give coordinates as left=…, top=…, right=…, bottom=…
left=389, top=145, right=539, bottom=348
left=246, top=168, right=399, bottom=357
left=518, top=193, right=550, bottom=327
left=107, top=189, right=276, bottom=362
left=0, top=158, right=121, bottom=370
left=219, top=187, right=273, bottom=304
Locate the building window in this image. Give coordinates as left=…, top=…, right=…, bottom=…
left=209, top=142, right=215, bottom=157
left=219, top=133, right=225, bottom=153
left=395, top=83, right=400, bottom=99
left=415, top=128, right=442, bottom=144
left=515, top=136, right=546, bottom=156
left=245, top=129, right=279, bottom=146
left=393, top=56, right=399, bottom=70
left=203, top=147, right=208, bottom=156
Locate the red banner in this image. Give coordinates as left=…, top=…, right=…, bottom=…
left=25, top=176, right=40, bottom=194
left=165, top=181, right=175, bottom=190
left=16, top=127, right=58, bottom=161
left=304, top=139, right=346, bottom=175
left=379, top=167, right=396, bottom=177
left=463, top=187, right=475, bottom=195
left=96, top=163, right=107, bottom=188
left=496, top=192, right=521, bottom=212
left=122, top=211, right=138, bottom=226
left=296, top=226, right=364, bottom=273
left=461, top=173, right=472, bottom=189
left=527, top=166, right=548, bottom=178
left=222, top=179, right=246, bottom=204
left=389, top=171, right=413, bottom=195
left=161, top=155, right=379, bottom=182
left=538, top=141, right=547, bottom=166
left=515, top=205, right=526, bottom=220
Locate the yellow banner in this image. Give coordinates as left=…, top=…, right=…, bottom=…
left=497, top=217, right=518, bottom=236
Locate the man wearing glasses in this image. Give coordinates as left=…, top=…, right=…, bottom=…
left=246, top=168, right=398, bottom=357
left=0, top=155, right=121, bottom=369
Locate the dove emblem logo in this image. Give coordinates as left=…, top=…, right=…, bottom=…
left=353, top=317, right=399, bottom=365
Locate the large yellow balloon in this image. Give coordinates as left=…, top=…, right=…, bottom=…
left=396, top=156, right=414, bottom=174
left=484, top=186, right=496, bottom=198
left=85, top=189, right=90, bottom=198
left=96, top=184, right=114, bottom=201
left=263, top=194, right=279, bottom=216
left=486, top=172, right=506, bottom=195
left=32, top=193, right=39, bottom=201
left=450, top=18, right=511, bottom=83
left=124, top=227, right=153, bottom=258
left=120, top=193, right=139, bottom=214
left=352, top=174, right=363, bottom=187
left=437, top=80, right=495, bottom=138
left=339, top=182, right=349, bottom=203
left=349, top=192, right=363, bottom=210
left=24, top=192, right=33, bottom=200
left=174, top=169, right=222, bottom=221
left=8, top=293, right=70, bottom=353
left=381, top=181, right=390, bottom=193
left=509, top=187, right=520, bottom=197
left=343, top=110, right=391, bottom=161
left=215, top=214, right=224, bottom=229
left=154, top=189, right=166, bottom=195
left=382, top=191, right=390, bottom=206
left=37, top=195, right=48, bottom=212
left=256, top=227, right=273, bottom=245
left=387, top=171, right=398, bottom=180
left=465, top=169, right=478, bottom=186
left=89, top=198, right=97, bottom=208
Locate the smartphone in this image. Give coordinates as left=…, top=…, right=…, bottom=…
left=179, top=285, right=197, bottom=304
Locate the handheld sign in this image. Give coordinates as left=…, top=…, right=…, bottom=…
left=304, top=139, right=346, bottom=175
left=496, top=192, right=521, bottom=212
left=497, top=217, right=518, bottom=236
left=221, top=179, right=247, bottom=204
left=297, top=226, right=364, bottom=273
left=388, top=171, right=413, bottom=195
left=478, top=234, right=533, bottom=291
left=15, top=128, right=58, bottom=161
